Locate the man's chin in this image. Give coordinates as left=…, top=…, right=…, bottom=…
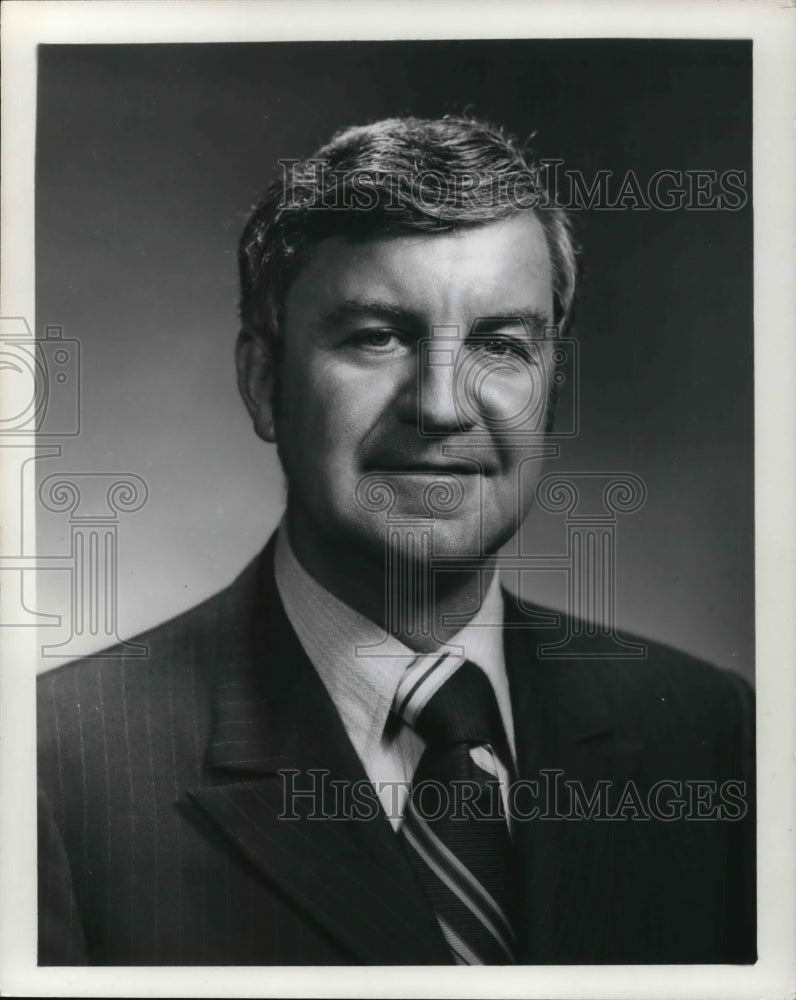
left=373, top=514, right=494, bottom=564
left=327, top=497, right=515, bottom=566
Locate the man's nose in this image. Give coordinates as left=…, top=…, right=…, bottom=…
left=409, top=335, right=477, bottom=433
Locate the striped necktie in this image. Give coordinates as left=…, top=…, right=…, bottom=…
left=393, top=654, right=517, bottom=965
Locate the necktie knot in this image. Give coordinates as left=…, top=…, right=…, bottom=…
left=393, top=655, right=505, bottom=749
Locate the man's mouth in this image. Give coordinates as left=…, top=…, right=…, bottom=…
left=366, top=461, right=484, bottom=476
left=395, top=462, right=478, bottom=474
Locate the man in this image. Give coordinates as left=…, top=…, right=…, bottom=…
left=37, top=116, right=755, bottom=965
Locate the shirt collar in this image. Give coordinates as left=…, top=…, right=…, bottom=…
left=273, top=519, right=511, bottom=767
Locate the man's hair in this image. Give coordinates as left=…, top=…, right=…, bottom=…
left=238, top=115, right=577, bottom=357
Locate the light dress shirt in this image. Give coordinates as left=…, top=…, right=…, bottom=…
left=274, top=521, right=517, bottom=831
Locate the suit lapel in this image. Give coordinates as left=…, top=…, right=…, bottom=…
left=186, top=539, right=451, bottom=965
left=504, top=599, right=626, bottom=963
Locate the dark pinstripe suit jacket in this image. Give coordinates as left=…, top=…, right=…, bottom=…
left=38, top=536, right=756, bottom=965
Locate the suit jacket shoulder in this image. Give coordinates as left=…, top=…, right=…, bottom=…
left=36, top=554, right=264, bottom=964
left=503, top=589, right=754, bottom=753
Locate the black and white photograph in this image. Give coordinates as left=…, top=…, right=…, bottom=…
left=1, top=2, right=794, bottom=997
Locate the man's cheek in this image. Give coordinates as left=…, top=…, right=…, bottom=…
left=491, top=460, right=534, bottom=519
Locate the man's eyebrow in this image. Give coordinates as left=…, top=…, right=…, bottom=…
left=321, top=300, right=552, bottom=336
left=321, top=299, right=423, bottom=328
left=469, top=309, right=552, bottom=337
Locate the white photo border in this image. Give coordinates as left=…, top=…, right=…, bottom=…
left=1, top=1, right=794, bottom=997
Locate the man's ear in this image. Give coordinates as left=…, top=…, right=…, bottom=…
left=235, top=328, right=278, bottom=443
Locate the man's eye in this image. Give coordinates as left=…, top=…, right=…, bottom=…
left=352, top=329, right=407, bottom=351
left=481, top=339, right=511, bottom=356
left=466, top=337, right=535, bottom=361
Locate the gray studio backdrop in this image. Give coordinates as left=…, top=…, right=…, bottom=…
left=34, top=40, right=753, bottom=680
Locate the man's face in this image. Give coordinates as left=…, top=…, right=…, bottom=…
left=264, top=212, right=554, bottom=567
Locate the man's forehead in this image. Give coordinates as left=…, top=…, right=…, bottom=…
left=285, top=212, right=554, bottom=327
